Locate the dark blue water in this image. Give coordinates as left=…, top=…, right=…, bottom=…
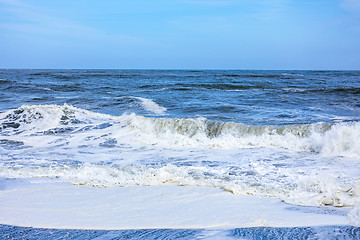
left=1, top=70, right=359, bottom=125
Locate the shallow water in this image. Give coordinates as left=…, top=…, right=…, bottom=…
left=1, top=224, right=359, bottom=240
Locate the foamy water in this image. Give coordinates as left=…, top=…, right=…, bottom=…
left=0, top=70, right=359, bottom=231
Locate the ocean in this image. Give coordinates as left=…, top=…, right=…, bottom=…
left=0, top=69, right=359, bottom=239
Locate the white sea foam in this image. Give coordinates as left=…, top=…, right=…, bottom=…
left=0, top=182, right=349, bottom=229
left=349, top=203, right=360, bottom=226
left=1, top=162, right=359, bottom=209
left=1, top=104, right=360, bottom=227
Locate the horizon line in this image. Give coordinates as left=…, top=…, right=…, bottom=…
left=1, top=68, right=360, bottom=71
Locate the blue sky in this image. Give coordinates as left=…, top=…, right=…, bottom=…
left=0, top=0, right=359, bottom=69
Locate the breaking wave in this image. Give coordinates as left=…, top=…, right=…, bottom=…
left=0, top=104, right=359, bottom=158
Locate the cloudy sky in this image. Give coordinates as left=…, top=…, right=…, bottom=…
left=0, top=0, right=359, bottom=69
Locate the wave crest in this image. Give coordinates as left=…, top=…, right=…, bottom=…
left=126, top=114, right=360, bottom=157
left=1, top=104, right=359, bottom=157
left=130, top=97, right=167, bottom=115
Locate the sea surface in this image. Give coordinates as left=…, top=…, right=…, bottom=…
left=0, top=69, right=360, bottom=239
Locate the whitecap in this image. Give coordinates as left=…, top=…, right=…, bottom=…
left=131, top=96, right=167, bottom=115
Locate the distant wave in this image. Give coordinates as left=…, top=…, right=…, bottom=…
left=137, top=83, right=360, bottom=95
left=0, top=78, right=13, bottom=84
left=129, top=96, right=167, bottom=115
left=307, top=87, right=360, bottom=95
left=0, top=104, right=359, bottom=158
left=157, top=83, right=267, bottom=91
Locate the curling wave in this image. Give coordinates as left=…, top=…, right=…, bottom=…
left=0, top=104, right=359, bottom=157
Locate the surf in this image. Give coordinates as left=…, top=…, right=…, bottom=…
left=1, top=104, right=360, bottom=158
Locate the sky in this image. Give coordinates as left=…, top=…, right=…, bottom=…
left=0, top=0, right=359, bottom=70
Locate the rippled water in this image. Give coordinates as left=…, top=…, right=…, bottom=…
left=1, top=70, right=359, bottom=124
left=0, top=224, right=359, bottom=240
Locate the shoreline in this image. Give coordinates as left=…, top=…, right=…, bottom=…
left=1, top=224, right=359, bottom=239
left=0, top=181, right=353, bottom=230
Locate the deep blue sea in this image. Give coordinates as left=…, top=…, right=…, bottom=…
left=1, top=70, right=360, bottom=124
left=0, top=70, right=360, bottom=239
